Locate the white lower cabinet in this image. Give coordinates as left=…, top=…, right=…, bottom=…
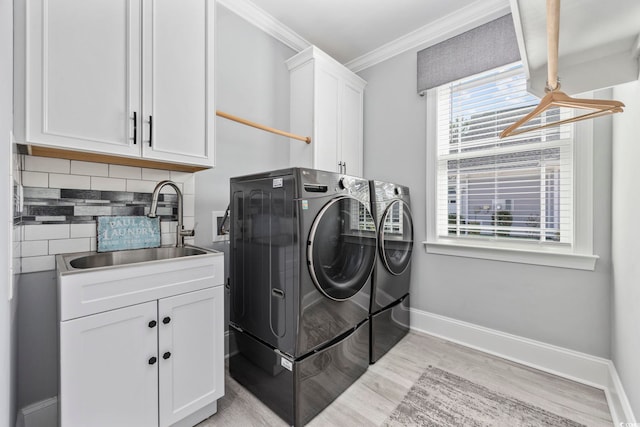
left=159, top=288, right=224, bottom=427
left=60, top=287, right=224, bottom=427
left=60, top=301, right=159, bottom=427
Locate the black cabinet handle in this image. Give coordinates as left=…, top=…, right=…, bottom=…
left=148, top=320, right=157, bottom=328
left=163, top=352, right=171, bottom=360
left=132, top=111, right=137, bottom=145
left=148, top=115, right=153, bottom=147
left=162, top=316, right=171, bottom=325
left=148, top=357, right=157, bottom=365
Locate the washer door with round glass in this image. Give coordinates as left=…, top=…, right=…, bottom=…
left=308, top=196, right=377, bottom=301
left=379, top=200, right=413, bottom=275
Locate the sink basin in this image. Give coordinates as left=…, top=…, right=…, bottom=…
left=61, top=245, right=211, bottom=271
left=56, top=245, right=223, bottom=321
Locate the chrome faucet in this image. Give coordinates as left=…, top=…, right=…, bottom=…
left=148, top=180, right=194, bottom=248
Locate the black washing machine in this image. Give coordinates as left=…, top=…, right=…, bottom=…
left=229, top=168, right=376, bottom=426
left=369, top=180, right=414, bottom=363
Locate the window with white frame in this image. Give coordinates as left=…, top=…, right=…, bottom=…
left=426, top=62, right=597, bottom=270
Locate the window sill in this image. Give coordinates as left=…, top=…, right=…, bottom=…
left=423, top=240, right=598, bottom=271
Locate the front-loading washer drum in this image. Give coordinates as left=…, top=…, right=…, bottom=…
left=308, top=195, right=377, bottom=301
left=379, top=200, right=414, bottom=275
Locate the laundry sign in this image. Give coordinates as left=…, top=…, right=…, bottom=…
left=97, top=216, right=161, bottom=252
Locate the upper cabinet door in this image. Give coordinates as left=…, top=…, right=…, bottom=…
left=24, top=0, right=141, bottom=157
left=314, top=66, right=341, bottom=174
left=141, top=0, right=214, bottom=167
left=340, top=81, right=364, bottom=177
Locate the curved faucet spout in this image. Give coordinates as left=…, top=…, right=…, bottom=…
left=148, top=180, right=194, bottom=247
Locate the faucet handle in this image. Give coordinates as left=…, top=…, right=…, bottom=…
left=179, top=228, right=195, bottom=237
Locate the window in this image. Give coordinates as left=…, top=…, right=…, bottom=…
left=425, top=62, right=597, bottom=270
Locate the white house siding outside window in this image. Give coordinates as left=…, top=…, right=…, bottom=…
left=425, top=62, right=598, bottom=270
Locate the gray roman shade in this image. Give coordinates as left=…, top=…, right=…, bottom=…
left=417, top=14, right=520, bottom=93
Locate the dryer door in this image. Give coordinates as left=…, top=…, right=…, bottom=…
left=379, top=200, right=414, bottom=275
left=308, top=196, right=376, bottom=301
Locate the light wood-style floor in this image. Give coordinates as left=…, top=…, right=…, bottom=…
left=198, top=331, right=613, bottom=426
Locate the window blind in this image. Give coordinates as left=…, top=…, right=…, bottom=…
left=436, top=63, right=574, bottom=244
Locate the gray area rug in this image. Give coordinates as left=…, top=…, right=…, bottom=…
left=384, top=366, right=585, bottom=427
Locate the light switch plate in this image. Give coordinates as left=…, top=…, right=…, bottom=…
left=212, top=210, right=229, bottom=242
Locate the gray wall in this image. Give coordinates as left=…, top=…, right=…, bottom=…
left=194, top=5, right=295, bottom=348
left=16, top=271, right=58, bottom=409
left=1, top=0, right=18, bottom=424
left=194, top=4, right=295, bottom=248
left=358, top=49, right=612, bottom=357
left=611, top=80, right=640, bottom=416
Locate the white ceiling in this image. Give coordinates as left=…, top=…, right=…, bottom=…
left=248, top=0, right=488, bottom=64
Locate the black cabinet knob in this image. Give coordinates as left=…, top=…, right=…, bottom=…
left=162, top=317, right=171, bottom=325
left=148, top=320, right=157, bottom=328
left=163, top=352, right=171, bottom=360
left=148, top=357, right=157, bottom=365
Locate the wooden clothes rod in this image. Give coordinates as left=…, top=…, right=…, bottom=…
left=216, top=110, right=311, bottom=144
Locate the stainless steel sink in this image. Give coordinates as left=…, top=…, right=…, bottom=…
left=60, top=245, right=213, bottom=271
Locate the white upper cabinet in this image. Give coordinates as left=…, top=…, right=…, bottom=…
left=287, top=46, right=366, bottom=177
left=14, top=0, right=214, bottom=168
left=141, top=0, right=213, bottom=166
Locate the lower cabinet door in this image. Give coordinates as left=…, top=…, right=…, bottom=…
left=60, top=301, right=158, bottom=427
left=158, top=286, right=224, bottom=427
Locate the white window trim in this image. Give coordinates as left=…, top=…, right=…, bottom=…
left=424, top=88, right=598, bottom=271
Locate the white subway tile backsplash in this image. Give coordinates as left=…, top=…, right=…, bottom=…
left=22, top=171, right=49, bottom=187
left=24, top=156, right=70, bottom=174
left=160, top=182, right=183, bottom=195
left=71, top=161, right=109, bottom=177
left=110, top=165, right=142, bottom=179
left=169, top=171, right=191, bottom=182
left=142, top=168, right=170, bottom=182
left=183, top=216, right=195, bottom=229
left=22, top=240, right=48, bottom=257
left=161, top=233, right=177, bottom=246
left=90, top=237, right=97, bottom=251
left=22, top=255, right=55, bottom=273
left=70, top=223, right=97, bottom=238
left=91, top=176, right=127, bottom=191
left=50, top=173, right=91, bottom=190
left=24, top=224, right=69, bottom=240
left=126, top=179, right=156, bottom=193
left=49, top=238, right=91, bottom=255
left=183, top=195, right=195, bottom=216
left=183, top=175, right=195, bottom=195
left=161, top=221, right=178, bottom=233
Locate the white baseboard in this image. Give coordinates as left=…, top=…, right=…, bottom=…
left=605, top=362, right=637, bottom=424
left=16, top=396, right=57, bottom=427
left=410, top=308, right=636, bottom=424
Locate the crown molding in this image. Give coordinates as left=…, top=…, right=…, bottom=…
left=217, top=0, right=511, bottom=72
left=345, top=0, right=511, bottom=73
left=216, top=0, right=310, bottom=53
